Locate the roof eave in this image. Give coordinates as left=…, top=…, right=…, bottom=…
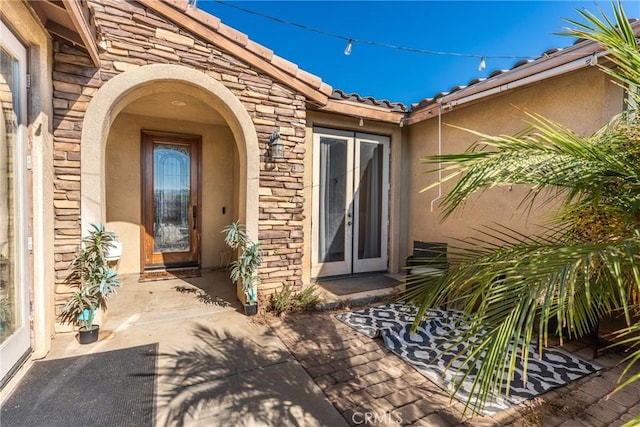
left=139, top=0, right=332, bottom=105
left=406, top=21, right=640, bottom=125
left=314, top=98, right=405, bottom=124
left=61, top=0, right=100, bottom=67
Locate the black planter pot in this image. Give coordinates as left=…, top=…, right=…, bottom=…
left=78, top=325, right=100, bottom=344
left=244, top=302, right=258, bottom=316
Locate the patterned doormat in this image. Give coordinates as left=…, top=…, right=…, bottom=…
left=336, top=303, right=601, bottom=415
left=139, top=268, right=201, bottom=282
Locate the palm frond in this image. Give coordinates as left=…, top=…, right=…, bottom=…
left=562, top=1, right=640, bottom=104
left=402, top=225, right=640, bottom=413
left=422, top=111, right=640, bottom=221
left=409, top=1, right=640, bottom=413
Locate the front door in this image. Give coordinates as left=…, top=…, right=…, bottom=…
left=141, top=131, right=201, bottom=270
left=312, top=128, right=390, bottom=278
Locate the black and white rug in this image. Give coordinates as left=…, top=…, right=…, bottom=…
left=336, top=303, right=600, bottom=415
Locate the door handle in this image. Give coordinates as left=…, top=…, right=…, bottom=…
left=193, top=205, right=197, bottom=230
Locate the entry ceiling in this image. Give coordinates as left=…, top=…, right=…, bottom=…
left=121, top=92, right=227, bottom=126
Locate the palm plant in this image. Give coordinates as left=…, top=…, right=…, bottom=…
left=59, top=223, right=121, bottom=331
left=222, top=221, right=263, bottom=305
left=404, top=1, right=640, bottom=415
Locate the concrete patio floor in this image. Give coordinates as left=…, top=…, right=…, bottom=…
left=41, top=269, right=348, bottom=427
left=6, top=270, right=640, bottom=426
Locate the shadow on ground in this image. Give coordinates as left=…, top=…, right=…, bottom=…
left=272, top=304, right=640, bottom=427
left=271, top=307, right=468, bottom=426
left=157, top=324, right=347, bottom=427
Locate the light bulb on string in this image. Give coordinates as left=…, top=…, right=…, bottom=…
left=210, top=2, right=550, bottom=67
left=478, top=56, right=486, bottom=71
left=359, top=117, right=364, bottom=127
left=344, top=39, right=353, bottom=56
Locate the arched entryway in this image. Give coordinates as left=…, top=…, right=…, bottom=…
left=81, top=64, right=259, bottom=273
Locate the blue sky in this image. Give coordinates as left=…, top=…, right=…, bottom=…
left=197, top=1, right=640, bottom=106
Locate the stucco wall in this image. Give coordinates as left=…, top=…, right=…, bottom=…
left=105, top=113, right=235, bottom=274
left=405, top=67, right=625, bottom=255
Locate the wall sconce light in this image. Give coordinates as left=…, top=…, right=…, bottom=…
left=269, top=129, right=284, bottom=159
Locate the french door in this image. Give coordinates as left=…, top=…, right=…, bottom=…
left=0, top=22, right=31, bottom=386
left=312, top=128, right=389, bottom=278
left=141, top=131, right=201, bottom=269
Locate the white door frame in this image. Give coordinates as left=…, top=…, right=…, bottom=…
left=312, top=128, right=354, bottom=277
left=352, top=132, right=390, bottom=274
left=312, top=127, right=390, bottom=278
left=0, top=21, right=31, bottom=384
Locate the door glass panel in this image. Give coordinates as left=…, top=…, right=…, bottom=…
left=318, top=137, right=347, bottom=263
left=0, top=47, right=19, bottom=342
left=153, top=143, right=190, bottom=253
left=358, top=142, right=383, bottom=260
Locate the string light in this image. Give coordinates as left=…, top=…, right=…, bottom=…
left=211, top=0, right=539, bottom=62
left=478, top=56, right=486, bottom=71
left=589, top=53, right=598, bottom=66
left=344, top=39, right=353, bottom=56
left=359, top=117, right=364, bottom=127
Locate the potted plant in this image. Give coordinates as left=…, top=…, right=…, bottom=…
left=59, top=224, right=121, bottom=344
left=222, top=221, right=263, bottom=316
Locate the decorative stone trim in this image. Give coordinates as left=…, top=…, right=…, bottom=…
left=52, top=0, right=309, bottom=315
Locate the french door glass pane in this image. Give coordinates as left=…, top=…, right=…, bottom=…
left=153, top=144, right=190, bottom=252
left=319, top=137, right=347, bottom=263
left=358, top=142, right=383, bottom=259
left=0, top=47, right=19, bottom=342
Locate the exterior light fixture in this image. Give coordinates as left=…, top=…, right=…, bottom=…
left=344, top=39, right=353, bottom=56
left=589, top=53, right=598, bottom=66
left=359, top=117, right=364, bottom=127
left=269, top=129, right=284, bottom=159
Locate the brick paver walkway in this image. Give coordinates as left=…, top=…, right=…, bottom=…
left=270, top=309, right=640, bottom=426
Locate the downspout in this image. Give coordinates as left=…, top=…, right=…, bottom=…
left=430, top=104, right=443, bottom=212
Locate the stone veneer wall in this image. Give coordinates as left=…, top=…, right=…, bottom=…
left=53, top=0, right=306, bottom=316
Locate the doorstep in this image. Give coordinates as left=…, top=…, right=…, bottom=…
left=315, top=273, right=405, bottom=310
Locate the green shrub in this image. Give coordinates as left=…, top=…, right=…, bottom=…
left=270, top=284, right=320, bottom=316
left=295, top=285, right=320, bottom=311
left=270, top=284, right=296, bottom=316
